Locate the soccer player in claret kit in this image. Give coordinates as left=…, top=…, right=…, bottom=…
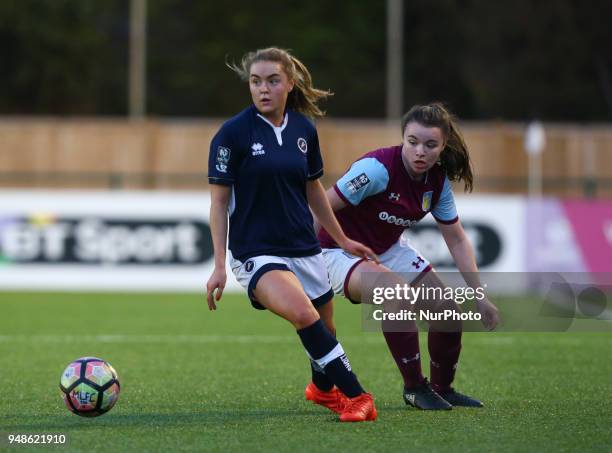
left=206, top=47, right=378, bottom=422
left=316, top=103, right=500, bottom=410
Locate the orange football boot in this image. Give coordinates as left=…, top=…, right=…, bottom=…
left=304, top=382, right=346, bottom=414
left=339, top=392, right=377, bottom=422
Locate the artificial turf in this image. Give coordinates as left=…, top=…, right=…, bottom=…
left=1, top=292, right=611, bottom=452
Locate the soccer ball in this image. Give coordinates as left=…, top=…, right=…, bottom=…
left=59, top=357, right=120, bottom=417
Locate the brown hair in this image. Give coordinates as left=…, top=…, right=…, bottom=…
left=228, top=47, right=332, bottom=119
left=401, top=103, right=474, bottom=192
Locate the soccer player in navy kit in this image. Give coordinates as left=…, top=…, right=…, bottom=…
left=206, top=47, right=377, bottom=422
left=317, top=103, right=500, bottom=410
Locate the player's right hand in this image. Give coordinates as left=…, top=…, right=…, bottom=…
left=476, top=297, right=500, bottom=331
left=206, top=268, right=227, bottom=310
left=338, top=237, right=379, bottom=264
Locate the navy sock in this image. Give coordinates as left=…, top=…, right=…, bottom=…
left=310, top=361, right=333, bottom=392
left=297, top=319, right=364, bottom=398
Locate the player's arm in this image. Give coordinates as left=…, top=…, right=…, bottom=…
left=437, top=220, right=478, bottom=276
left=307, top=179, right=378, bottom=262
left=206, top=184, right=231, bottom=310
left=437, top=221, right=500, bottom=330
left=207, top=125, right=237, bottom=310
left=326, top=186, right=349, bottom=211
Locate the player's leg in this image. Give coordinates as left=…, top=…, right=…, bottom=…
left=304, top=299, right=348, bottom=414
left=344, top=259, right=450, bottom=410
left=323, top=247, right=427, bottom=390
left=311, top=300, right=335, bottom=392
left=253, top=270, right=376, bottom=421
left=414, top=270, right=483, bottom=407
left=411, top=270, right=462, bottom=392
left=345, top=260, right=426, bottom=388
left=287, top=253, right=339, bottom=395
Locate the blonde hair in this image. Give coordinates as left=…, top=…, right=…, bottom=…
left=228, top=47, right=332, bottom=119
left=401, top=103, right=474, bottom=192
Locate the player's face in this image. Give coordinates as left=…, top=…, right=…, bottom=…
left=401, top=121, right=445, bottom=179
left=249, top=61, right=294, bottom=124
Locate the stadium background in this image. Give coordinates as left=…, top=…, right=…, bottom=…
left=1, top=1, right=611, bottom=451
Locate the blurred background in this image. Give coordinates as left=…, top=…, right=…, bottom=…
left=0, top=0, right=611, bottom=290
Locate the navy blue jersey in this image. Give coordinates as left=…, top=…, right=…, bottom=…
left=208, top=105, right=324, bottom=261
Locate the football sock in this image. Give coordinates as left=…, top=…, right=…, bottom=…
left=310, top=322, right=335, bottom=391
left=297, top=319, right=364, bottom=398
left=310, top=360, right=333, bottom=392
left=382, top=330, right=425, bottom=388
left=428, top=331, right=462, bottom=393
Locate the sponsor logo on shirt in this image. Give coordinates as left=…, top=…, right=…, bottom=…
left=389, top=192, right=400, bottom=201
left=421, top=191, right=433, bottom=212
left=215, top=146, right=231, bottom=173
left=378, top=211, right=418, bottom=228
left=251, top=143, right=265, bottom=156
left=346, top=173, right=370, bottom=194
left=297, top=137, right=308, bottom=154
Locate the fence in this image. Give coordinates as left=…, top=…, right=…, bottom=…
left=1, top=117, right=611, bottom=196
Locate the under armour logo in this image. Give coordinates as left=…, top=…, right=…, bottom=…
left=389, top=192, right=400, bottom=201
left=412, top=256, right=425, bottom=269
left=401, top=353, right=420, bottom=364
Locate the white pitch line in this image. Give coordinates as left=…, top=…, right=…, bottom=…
left=0, top=334, right=597, bottom=346
left=0, top=334, right=384, bottom=345
left=0, top=334, right=514, bottom=345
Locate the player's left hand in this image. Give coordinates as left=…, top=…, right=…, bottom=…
left=338, top=237, right=379, bottom=264
left=476, top=297, right=500, bottom=331
left=206, top=267, right=227, bottom=311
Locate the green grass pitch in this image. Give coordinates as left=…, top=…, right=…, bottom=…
left=1, top=292, right=611, bottom=452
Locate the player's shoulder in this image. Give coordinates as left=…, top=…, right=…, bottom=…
left=211, top=106, right=256, bottom=153
left=217, top=105, right=255, bottom=135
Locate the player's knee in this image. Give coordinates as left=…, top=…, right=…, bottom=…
left=325, top=324, right=336, bottom=337
left=291, top=306, right=320, bottom=329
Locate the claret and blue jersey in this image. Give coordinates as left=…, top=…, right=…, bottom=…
left=318, top=145, right=459, bottom=254
left=208, top=105, right=324, bottom=261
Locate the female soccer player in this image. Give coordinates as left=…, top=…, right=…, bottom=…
left=315, top=103, right=500, bottom=410
left=206, top=47, right=377, bottom=422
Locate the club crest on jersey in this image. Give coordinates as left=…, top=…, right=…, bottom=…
left=251, top=142, right=265, bottom=156
left=244, top=260, right=255, bottom=273
left=297, top=137, right=308, bottom=154
left=421, top=191, right=433, bottom=211
left=389, top=192, right=400, bottom=201
left=346, top=173, right=370, bottom=194
left=215, top=146, right=231, bottom=173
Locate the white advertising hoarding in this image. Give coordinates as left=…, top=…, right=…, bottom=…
left=403, top=195, right=525, bottom=272
left=0, top=190, right=241, bottom=292
left=0, top=191, right=525, bottom=292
